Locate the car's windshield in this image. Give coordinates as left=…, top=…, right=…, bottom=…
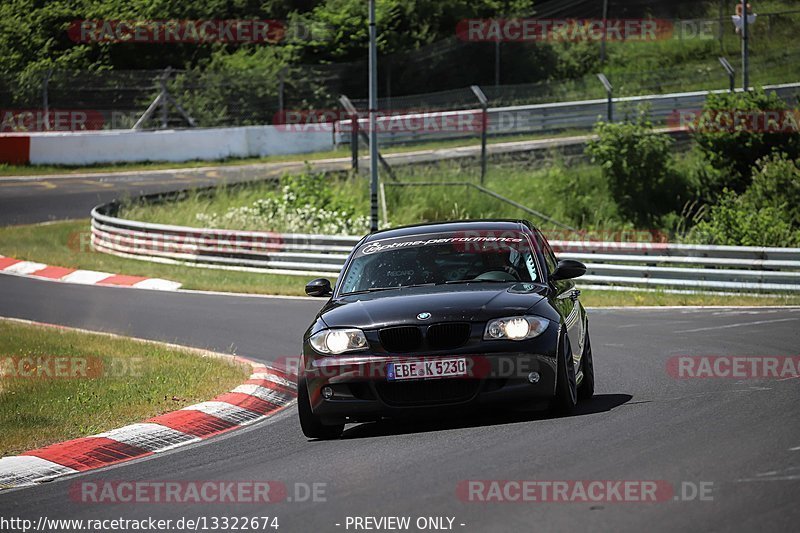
left=338, top=231, right=540, bottom=294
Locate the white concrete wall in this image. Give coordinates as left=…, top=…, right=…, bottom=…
left=26, top=125, right=334, bottom=165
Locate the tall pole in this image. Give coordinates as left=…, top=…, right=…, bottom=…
left=741, top=0, right=749, bottom=90
left=600, top=0, right=609, bottom=63
left=369, top=0, right=379, bottom=232
left=494, top=40, right=500, bottom=87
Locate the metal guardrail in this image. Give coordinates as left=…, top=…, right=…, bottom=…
left=91, top=204, right=800, bottom=293
left=334, top=82, right=800, bottom=146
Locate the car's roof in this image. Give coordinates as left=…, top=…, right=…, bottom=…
left=364, top=219, right=533, bottom=242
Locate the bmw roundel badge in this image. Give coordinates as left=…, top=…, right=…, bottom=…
left=417, top=312, right=432, bottom=320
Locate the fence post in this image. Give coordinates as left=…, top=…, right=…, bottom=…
left=494, top=41, right=501, bottom=87
left=600, top=0, right=609, bottom=63
left=351, top=113, right=359, bottom=171
left=718, top=56, right=736, bottom=92
left=160, top=67, right=171, bottom=129
left=42, top=69, right=52, bottom=131
left=470, top=85, right=489, bottom=185
left=597, top=74, right=613, bottom=122
left=278, top=67, right=285, bottom=114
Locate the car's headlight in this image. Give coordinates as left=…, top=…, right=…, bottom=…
left=309, top=328, right=369, bottom=355
left=484, top=316, right=549, bottom=341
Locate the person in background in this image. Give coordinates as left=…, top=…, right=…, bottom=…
left=733, top=3, right=757, bottom=36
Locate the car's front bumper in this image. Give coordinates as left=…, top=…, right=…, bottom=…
left=302, top=351, right=558, bottom=424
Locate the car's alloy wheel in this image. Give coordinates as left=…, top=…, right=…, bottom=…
left=297, top=377, right=344, bottom=440
left=578, top=331, right=595, bottom=400
left=550, top=332, right=577, bottom=415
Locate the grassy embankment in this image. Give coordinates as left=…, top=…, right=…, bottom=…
left=0, top=319, right=250, bottom=456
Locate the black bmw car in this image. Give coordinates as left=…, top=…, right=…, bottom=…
left=298, top=220, right=594, bottom=439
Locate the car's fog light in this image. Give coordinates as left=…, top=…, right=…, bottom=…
left=527, top=372, right=540, bottom=384
left=321, top=386, right=334, bottom=399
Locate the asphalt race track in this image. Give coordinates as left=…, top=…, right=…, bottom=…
left=0, top=136, right=586, bottom=225
left=0, top=272, right=798, bottom=532
left=0, top=160, right=339, bottom=225
left=1, top=170, right=799, bottom=532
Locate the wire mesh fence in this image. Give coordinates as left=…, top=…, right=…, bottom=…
left=1, top=7, right=798, bottom=132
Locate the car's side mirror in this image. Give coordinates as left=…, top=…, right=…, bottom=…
left=550, top=260, right=587, bottom=281
left=305, top=278, right=333, bottom=297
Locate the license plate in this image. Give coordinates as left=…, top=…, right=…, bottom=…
left=387, top=358, right=468, bottom=381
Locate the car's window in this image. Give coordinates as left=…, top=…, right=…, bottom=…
left=338, top=231, right=540, bottom=294
left=535, top=230, right=559, bottom=274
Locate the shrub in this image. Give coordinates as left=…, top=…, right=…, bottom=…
left=687, top=153, right=800, bottom=246
left=690, top=88, right=800, bottom=197
left=195, top=170, right=370, bottom=235
left=586, top=111, right=684, bottom=226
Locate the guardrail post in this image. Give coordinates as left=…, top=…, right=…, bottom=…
left=470, top=85, right=490, bottom=185
left=597, top=74, right=613, bottom=122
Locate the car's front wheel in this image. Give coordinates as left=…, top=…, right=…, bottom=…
left=297, top=377, right=344, bottom=440
left=550, top=332, right=577, bottom=415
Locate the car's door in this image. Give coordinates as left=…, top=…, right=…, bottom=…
left=535, top=230, right=584, bottom=367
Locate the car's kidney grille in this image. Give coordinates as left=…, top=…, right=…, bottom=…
left=426, top=323, right=471, bottom=350
left=376, top=379, right=481, bottom=406
left=379, top=326, right=423, bottom=353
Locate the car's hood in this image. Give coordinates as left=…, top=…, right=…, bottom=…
left=319, top=283, right=548, bottom=328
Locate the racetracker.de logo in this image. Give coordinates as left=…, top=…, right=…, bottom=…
left=667, top=356, right=800, bottom=379
left=274, top=109, right=485, bottom=134
left=68, top=20, right=285, bottom=44
left=68, top=230, right=284, bottom=256
left=456, top=480, right=714, bottom=503
left=668, top=109, right=800, bottom=134
left=0, top=109, right=105, bottom=132
left=69, top=481, right=327, bottom=504
left=0, top=355, right=144, bottom=379
left=456, top=18, right=675, bottom=42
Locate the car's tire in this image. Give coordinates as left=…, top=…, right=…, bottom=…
left=297, top=378, right=344, bottom=440
left=578, top=331, right=595, bottom=401
left=550, top=332, right=577, bottom=415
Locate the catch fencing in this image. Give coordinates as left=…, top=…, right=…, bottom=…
left=334, top=82, right=800, bottom=146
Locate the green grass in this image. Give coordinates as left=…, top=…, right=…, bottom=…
left=0, top=220, right=309, bottom=296
left=580, top=289, right=799, bottom=308
left=0, top=319, right=249, bottom=456
left=119, top=159, right=622, bottom=233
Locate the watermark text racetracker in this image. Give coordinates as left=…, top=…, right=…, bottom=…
left=69, top=480, right=326, bottom=504
left=667, top=356, right=800, bottom=379
left=456, top=18, right=722, bottom=42
left=0, top=355, right=144, bottom=379
left=669, top=109, right=800, bottom=134
left=68, top=19, right=333, bottom=44
left=457, top=480, right=714, bottom=503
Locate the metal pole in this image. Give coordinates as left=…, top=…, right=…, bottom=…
left=351, top=112, right=359, bottom=172
left=42, top=69, right=52, bottom=131
left=741, top=0, right=749, bottom=90
left=597, top=74, right=613, bottom=122
left=278, top=68, right=285, bottom=114
left=368, top=0, right=379, bottom=232
left=160, top=68, right=170, bottom=129
left=600, top=0, right=609, bottom=63
left=470, top=86, right=489, bottom=185
left=480, top=109, right=488, bottom=184
left=719, top=57, right=736, bottom=92
left=494, top=40, right=500, bottom=87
